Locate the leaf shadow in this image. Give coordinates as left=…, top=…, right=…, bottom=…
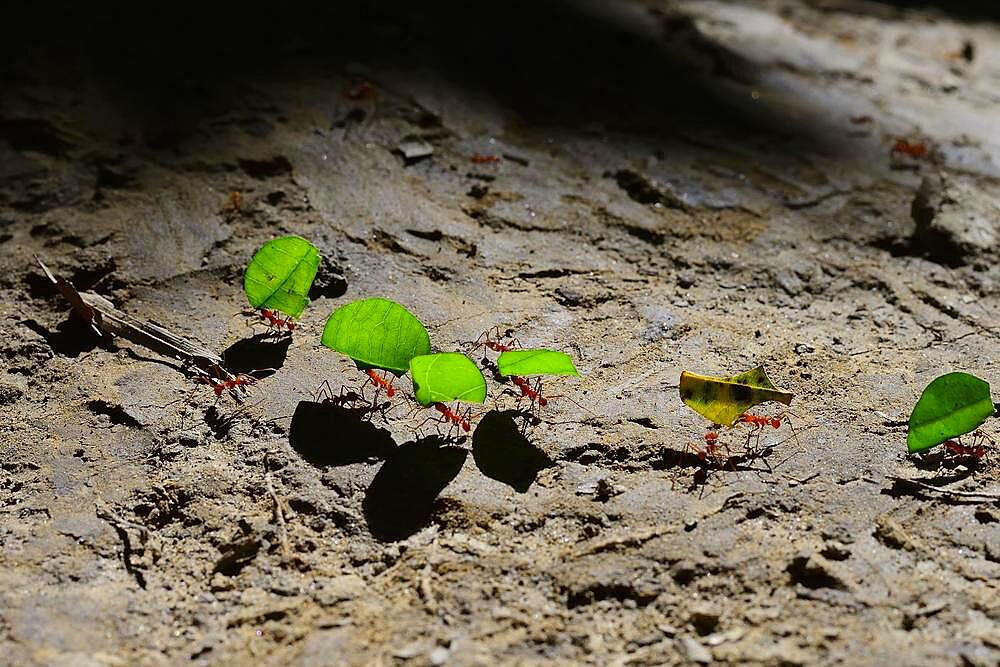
left=363, top=436, right=467, bottom=542
left=223, top=333, right=291, bottom=377
left=289, top=400, right=396, bottom=466
left=472, top=410, right=553, bottom=493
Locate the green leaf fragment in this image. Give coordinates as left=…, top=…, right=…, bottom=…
left=410, top=353, right=487, bottom=407
left=321, top=298, right=431, bottom=375
left=496, top=349, right=579, bottom=377
left=679, top=366, right=794, bottom=428
left=906, top=372, right=995, bottom=453
left=243, top=235, right=321, bottom=318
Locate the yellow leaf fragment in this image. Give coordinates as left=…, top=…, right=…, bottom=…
left=679, top=366, right=794, bottom=427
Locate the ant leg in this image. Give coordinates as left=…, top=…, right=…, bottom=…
left=685, top=441, right=707, bottom=462
left=781, top=413, right=800, bottom=448
left=314, top=379, right=336, bottom=402
left=486, top=325, right=503, bottom=348
left=415, top=414, right=440, bottom=438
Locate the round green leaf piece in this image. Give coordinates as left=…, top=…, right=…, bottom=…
left=243, top=235, right=321, bottom=318
left=907, top=372, right=995, bottom=453
left=321, top=298, right=430, bottom=375
left=409, top=353, right=487, bottom=407
left=496, top=349, right=579, bottom=377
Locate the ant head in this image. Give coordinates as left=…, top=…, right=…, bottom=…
left=386, top=386, right=396, bottom=398
left=433, top=403, right=448, bottom=414
left=770, top=418, right=781, bottom=428
left=461, top=421, right=471, bottom=432
left=538, top=397, right=548, bottom=407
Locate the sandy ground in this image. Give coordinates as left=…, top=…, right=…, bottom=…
left=2, top=1, right=999, bottom=664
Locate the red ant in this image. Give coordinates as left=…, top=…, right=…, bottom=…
left=244, top=308, right=295, bottom=333
left=891, top=139, right=928, bottom=159
left=511, top=376, right=548, bottom=408
left=943, top=439, right=986, bottom=461
left=346, top=80, right=376, bottom=100
left=261, top=308, right=295, bottom=331
left=736, top=412, right=797, bottom=453
left=507, top=375, right=593, bottom=426
left=471, top=154, right=502, bottom=165
left=363, top=368, right=396, bottom=399
left=685, top=429, right=732, bottom=466
left=941, top=432, right=994, bottom=464
left=435, top=402, right=472, bottom=432
left=201, top=373, right=255, bottom=397
left=471, top=325, right=520, bottom=354
left=416, top=402, right=473, bottom=438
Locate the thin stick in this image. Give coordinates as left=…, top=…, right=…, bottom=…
left=264, top=462, right=290, bottom=560
left=887, top=475, right=1000, bottom=500
left=36, top=256, right=242, bottom=398
left=419, top=564, right=438, bottom=614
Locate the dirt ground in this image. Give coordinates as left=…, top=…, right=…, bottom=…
left=2, top=1, right=999, bottom=665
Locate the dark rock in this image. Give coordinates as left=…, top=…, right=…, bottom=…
left=911, top=173, right=999, bottom=266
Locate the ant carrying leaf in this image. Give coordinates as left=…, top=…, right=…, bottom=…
left=408, top=352, right=488, bottom=439
left=678, top=366, right=793, bottom=428
left=907, top=372, right=995, bottom=454
left=322, top=298, right=430, bottom=375
left=494, top=349, right=582, bottom=428
left=243, top=235, right=321, bottom=331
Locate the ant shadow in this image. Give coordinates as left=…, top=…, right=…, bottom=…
left=882, top=476, right=986, bottom=505
left=656, top=446, right=781, bottom=495
left=910, top=453, right=982, bottom=478
left=223, top=333, right=291, bottom=377
left=289, top=400, right=396, bottom=466
left=471, top=410, right=554, bottom=493
left=363, top=436, right=467, bottom=542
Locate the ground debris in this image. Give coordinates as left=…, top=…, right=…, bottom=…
left=873, top=514, right=924, bottom=551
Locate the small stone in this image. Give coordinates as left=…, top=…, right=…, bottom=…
left=657, top=623, right=679, bottom=637
left=313, top=575, right=366, bottom=607
left=874, top=515, right=922, bottom=551
left=428, top=646, right=449, bottom=666
left=396, top=138, right=434, bottom=163
left=177, top=430, right=201, bottom=447
left=210, top=573, right=234, bottom=592
left=772, top=268, right=804, bottom=296
left=392, top=643, right=424, bottom=659
left=915, top=598, right=947, bottom=617
left=679, top=637, right=712, bottom=664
